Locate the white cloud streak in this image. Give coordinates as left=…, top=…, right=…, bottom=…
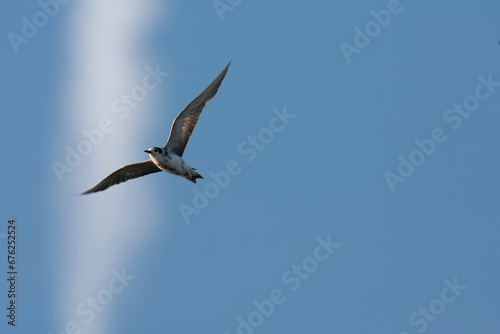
left=53, top=1, right=166, bottom=333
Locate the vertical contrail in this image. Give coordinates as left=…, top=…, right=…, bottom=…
left=54, top=1, right=166, bottom=333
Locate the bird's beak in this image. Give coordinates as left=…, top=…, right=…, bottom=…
left=144, top=150, right=152, bottom=154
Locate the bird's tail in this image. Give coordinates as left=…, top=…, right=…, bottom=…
left=187, top=171, right=204, bottom=184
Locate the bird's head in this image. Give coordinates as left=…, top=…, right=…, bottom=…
left=144, top=147, right=163, bottom=156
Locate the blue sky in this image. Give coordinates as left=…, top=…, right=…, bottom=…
left=1, top=0, right=500, bottom=333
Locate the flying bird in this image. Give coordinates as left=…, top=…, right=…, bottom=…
left=81, top=61, right=231, bottom=195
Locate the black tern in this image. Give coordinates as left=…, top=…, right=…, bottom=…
left=81, top=61, right=230, bottom=195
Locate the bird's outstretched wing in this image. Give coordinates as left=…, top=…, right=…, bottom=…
left=165, top=61, right=231, bottom=156
left=81, top=160, right=161, bottom=195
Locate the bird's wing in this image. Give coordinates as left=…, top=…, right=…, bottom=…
left=81, top=160, right=161, bottom=195
left=165, top=61, right=231, bottom=156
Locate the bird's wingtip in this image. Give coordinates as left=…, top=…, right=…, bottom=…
left=79, top=188, right=95, bottom=195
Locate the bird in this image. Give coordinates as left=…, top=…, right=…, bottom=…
left=81, top=61, right=231, bottom=195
